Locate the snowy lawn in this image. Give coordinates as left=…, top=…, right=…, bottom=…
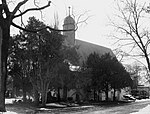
left=130, top=105, right=150, bottom=114
left=5, top=98, right=35, bottom=113
left=4, top=98, right=150, bottom=114
left=4, top=98, right=94, bottom=113
left=5, top=98, right=22, bottom=104
left=135, top=98, right=150, bottom=102
left=130, top=99, right=150, bottom=114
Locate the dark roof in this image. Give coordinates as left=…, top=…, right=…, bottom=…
left=75, top=39, right=115, bottom=65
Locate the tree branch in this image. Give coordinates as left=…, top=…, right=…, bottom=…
left=1, top=1, right=10, bottom=18
left=19, top=9, right=26, bottom=28
left=12, top=0, right=28, bottom=16
left=11, top=22, right=75, bottom=33
left=13, top=1, right=51, bottom=19
left=12, top=22, right=37, bottom=33
left=75, top=10, right=92, bottom=31
left=2, top=0, right=7, bottom=4
left=115, top=24, right=144, bottom=53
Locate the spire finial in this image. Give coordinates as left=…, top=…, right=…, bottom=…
left=68, top=6, right=71, bottom=16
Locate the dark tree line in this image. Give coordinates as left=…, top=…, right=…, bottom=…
left=8, top=16, right=88, bottom=106
left=8, top=16, right=67, bottom=106
left=0, top=0, right=72, bottom=112
left=86, top=52, right=133, bottom=101
left=6, top=16, right=133, bottom=111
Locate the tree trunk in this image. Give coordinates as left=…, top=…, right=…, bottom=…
left=63, top=86, right=67, bottom=101
left=93, top=89, right=96, bottom=101
left=33, top=87, right=39, bottom=106
left=76, top=94, right=80, bottom=103
left=0, top=23, right=10, bottom=112
left=12, top=86, right=16, bottom=98
left=105, top=84, right=109, bottom=101
left=41, top=82, right=49, bottom=107
left=97, top=91, right=99, bottom=101
left=22, top=89, right=26, bottom=103
left=22, top=85, right=27, bottom=103
left=105, top=91, right=109, bottom=101
left=113, top=88, right=116, bottom=101
left=41, top=88, right=47, bottom=106
left=22, top=78, right=27, bottom=103
left=144, top=52, right=150, bottom=72
left=0, top=27, right=5, bottom=112
left=57, top=87, right=60, bottom=102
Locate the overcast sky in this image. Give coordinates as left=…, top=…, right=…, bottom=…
left=11, top=0, right=116, bottom=48
left=10, top=0, right=150, bottom=65
left=51, top=0, right=115, bottom=48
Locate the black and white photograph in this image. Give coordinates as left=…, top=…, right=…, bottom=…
left=0, top=0, right=150, bottom=113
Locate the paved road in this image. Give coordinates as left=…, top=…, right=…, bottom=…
left=69, top=99, right=150, bottom=114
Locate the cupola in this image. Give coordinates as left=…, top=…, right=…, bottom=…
left=63, top=7, right=75, bottom=46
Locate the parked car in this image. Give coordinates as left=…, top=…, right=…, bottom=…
left=131, top=90, right=149, bottom=99
left=122, top=94, right=136, bottom=102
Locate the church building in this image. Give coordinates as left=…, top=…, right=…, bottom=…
left=60, top=9, right=118, bottom=101
left=63, top=9, right=115, bottom=65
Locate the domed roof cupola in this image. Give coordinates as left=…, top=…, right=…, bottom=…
left=64, top=15, right=75, bottom=25
left=63, top=7, right=75, bottom=46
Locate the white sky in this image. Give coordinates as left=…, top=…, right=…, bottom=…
left=10, top=0, right=116, bottom=48
left=10, top=0, right=150, bottom=66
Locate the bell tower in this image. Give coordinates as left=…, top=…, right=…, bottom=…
left=63, top=7, right=75, bottom=46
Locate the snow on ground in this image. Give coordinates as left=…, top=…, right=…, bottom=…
left=5, top=98, right=22, bottom=104
left=5, top=98, right=15, bottom=104
left=4, top=98, right=150, bottom=114
left=130, top=104, right=150, bottom=114
left=135, top=99, right=150, bottom=102
left=130, top=99, right=150, bottom=114
left=39, top=103, right=93, bottom=111
left=46, top=103, right=67, bottom=107
left=2, top=111, right=17, bottom=114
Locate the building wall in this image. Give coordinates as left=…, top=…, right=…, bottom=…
left=99, top=87, right=130, bottom=101
left=63, top=18, right=75, bottom=46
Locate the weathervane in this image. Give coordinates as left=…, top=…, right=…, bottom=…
left=68, top=6, right=71, bottom=16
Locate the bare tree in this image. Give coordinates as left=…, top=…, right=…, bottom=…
left=113, top=48, right=130, bottom=62
left=111, top=0, right=150, bottom=73
left=72, top=9, right=92, bottom=31
left=0, top=0, right=76, bottom=112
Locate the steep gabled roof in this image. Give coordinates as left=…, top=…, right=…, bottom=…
left=75, top=39, right=115, bottom=65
